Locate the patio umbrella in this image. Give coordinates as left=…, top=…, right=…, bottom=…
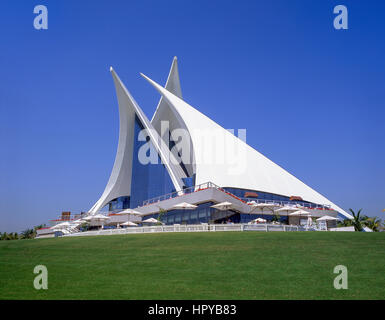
left=83, top=214, right=109, bottom=221
left=316, top=215, right=338, bottom=221
left=170, top=202, right=198, bottom=224
left=142, top=217, right=160, bottom=224
left=121, top=221, right=138, bottom=226
left=210, top=201, right=234, bottom=211
left=289, top=210, right=311, bottom=216
left=275, top=206, right=298, bottom=214
left=117, top=209, right=142, bottom=215
left=274, top=206, right=299, bottom=221
left=288, top=210, right=311, bottom=226
left=171, top=202, right=198, bottom=210
left=252, top=217, right=267, bottom=224
left=249, top=202, right=279, bottom=217
left=83, top=214, right=110, bottom=228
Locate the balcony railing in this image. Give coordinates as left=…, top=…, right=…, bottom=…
left=141, top=181, right=220, bottom=206
left=141, top=181, right=332, bottom=210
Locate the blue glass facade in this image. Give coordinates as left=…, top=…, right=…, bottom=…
left=129, top=115, right=176, bottom=208
left=223, top=187, right=321, bottom=208
left=108, top=196, right=130, bottom=211
left=145, top=202, right=215, bottom=225
left=142, top=201, right=289, bottom=225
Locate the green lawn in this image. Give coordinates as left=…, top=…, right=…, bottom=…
left=0, top=231, right=384, bottom=299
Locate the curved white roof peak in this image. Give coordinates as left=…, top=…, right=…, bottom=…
left=89, top=68, right=185, bottom=213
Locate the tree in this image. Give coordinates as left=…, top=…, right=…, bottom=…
left=338, top=219, right=353, bottom=227
left=34, top=224, right=46, bottom=231
left=271, top=212, right=281, bottom=223
left=348, top=208, right=364, bottom=232
left=1, top=232, right=10, bottom=240
left=157, top=207, right=167, bottom=225
left=363, top=217, right=382, bottom=232
left=21, top=229, right=35, bottom=239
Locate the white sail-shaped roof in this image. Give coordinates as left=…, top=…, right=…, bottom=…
left=141, top=73, right=351, bottom=219
left=151, top=57, right=195, bottom=177
left=89, top=68, right=185, bottom=213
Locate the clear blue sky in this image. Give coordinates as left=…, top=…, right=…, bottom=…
left=0, top=0, right=384, bottom=232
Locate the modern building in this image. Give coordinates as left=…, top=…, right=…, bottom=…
left=88, top=57, right=352, bottom=225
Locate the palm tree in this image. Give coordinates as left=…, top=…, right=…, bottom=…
left=349, top=208, right=363, bottom=232
left=1, top=232, right=11, bottom=240
left=363, top=217, right=382, bottom=232
left=338, top=219, right=353, bottom=227
left=21, top=229, right=35, bottom=239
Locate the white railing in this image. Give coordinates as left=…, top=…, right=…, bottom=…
left=142, top=181, right=220, bottom=206
left=64, top=223, right=316, bottom=237
left=141, top=181, right=331, bottom=210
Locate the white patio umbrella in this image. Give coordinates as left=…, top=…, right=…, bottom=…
left=121, top=221, right=138, bottom=226
left=316, top=215, right=338, bottom=221
left=170, top=202, right=197, bottom=224
left=289, top=210, right=311, bottom=216
left=83, top=214, right=109, bottom=221
left=171, top=202, right=198, bottom=210
left=142, top=217, right=160, bottom=224
left=288, top=210, right=311, bottom=226
left=83, top=214, right=110, bottom=228
left=275, top=206, right=299, bottom=217
left=210, top=201, right=234, bottom=211
left=249, top=202, right=280, bottom=215
left=117, top=209, right=142, bottom=215
left=252, top=217, right=267, bottom=223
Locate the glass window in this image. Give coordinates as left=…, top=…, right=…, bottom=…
left=129, top=116, right=176, bottom=208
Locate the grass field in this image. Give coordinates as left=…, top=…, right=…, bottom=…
left=0, top=231, right=384, bottom=300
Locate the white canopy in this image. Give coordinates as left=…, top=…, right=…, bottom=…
left=316, top=215, right=339, bottom=221
left=211, top=201, right=234, bottom=211
left=171, top=202, right=198, bottom=210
